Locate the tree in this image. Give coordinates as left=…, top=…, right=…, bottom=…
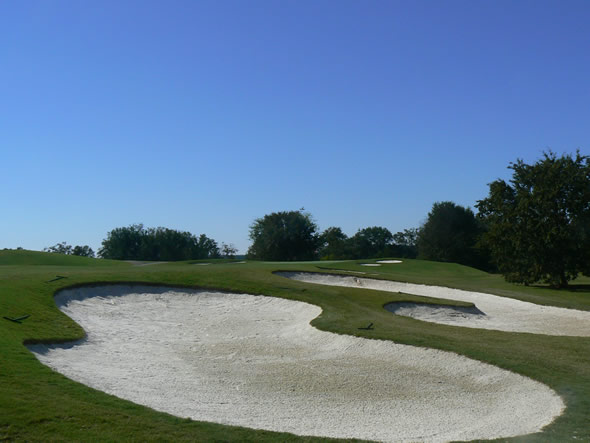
left=147, top=227, right=206, bottom=261
left=349, top=226, right=393, bottom=259
left=99, top=224, right=145, bottom=260
left=221, top=243, right=238, bottom=259
left=417, top=201, right=485, bottom=268
left=99, top=224, right=219, bottom=261
left=318, top=227, right=351, bottom=259
left=44, top=242, right=95, bottom=258
left=72, top=245, right=95, bottom=258
left=476, top=151, right=590, bottom=287
left=197, top=233, right=220, bottom=259
left=393, top=228, right=418, bottom=247
left=247, top=210, right=319, bottom=261
left=44, top=242, right=73, bottom=255
left=391, top=228, right=419, bottom=258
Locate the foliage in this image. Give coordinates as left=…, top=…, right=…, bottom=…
left=44, top=242, right=95, bottom=258
left=318, top=226, right=418, bottom=260
left=71, top=245, right=95, bottom=257
left=417, top=201, right=486, bottom=268
left=220, top=242, right=238, bottom=259
left=247, top=210, right=319, bottom=261
left=99, top=224, right=144, bottom=260
left=44, top=242, right=72, bottom=255
left=318, top=227, right=351, bottom=259
left=349, top=226, right=393, bottom=258
left=247, top=209, right=418, bottom=261
left=393, top=228, right=418, bottom=247
left=476, top=151, right=590, bottom=287
left=196, top=233, right=221, bottom=259
left=99, top=224, right=219, bottom=261
left=390, top=228, right=419, bottom=258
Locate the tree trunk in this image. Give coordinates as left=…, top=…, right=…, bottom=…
left=559, top=273, right=569, bottom=289
left=550, top=273, right=569, bottom=289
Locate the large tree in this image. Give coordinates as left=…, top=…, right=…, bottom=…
left=71, top=245, right=95, bottom=258
left=349, top=226, right=393, bottom=259
left=98, top=224, right=145, bottom=260
left=476, top=151, right=590, bottom=287
left=417, top=201, right=485, bottom=268
left=318, top=226, right=351, bottom=259
left=220, top=242, right=238, bottom=259
left=247, top=210, right=319, bottom=261
left=391, top=228, right=419, bottom=258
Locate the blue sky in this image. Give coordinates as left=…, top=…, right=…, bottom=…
left=2, top=0, right=589, bottom=254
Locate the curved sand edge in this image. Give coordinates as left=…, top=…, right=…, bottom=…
left=28, top=285, right=563, bottom=442
left=279, top=272, right=590, bottom=336
left=386, top=301, right=486, bottom=321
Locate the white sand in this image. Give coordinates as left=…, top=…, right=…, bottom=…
left=360, top=263, right=381, bottom=266
left=28, top=285, right=564, bottom=442
left=376, top=260, right=403, bottom=264
left=387, top=302, right=486, bottom=323
left=280, top=272, right=590, bottom=336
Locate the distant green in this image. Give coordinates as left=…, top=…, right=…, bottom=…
left=1, top=250, right=590, bottom=442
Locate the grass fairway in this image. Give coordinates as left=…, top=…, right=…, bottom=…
left=1, top=251, right=590, bottom=442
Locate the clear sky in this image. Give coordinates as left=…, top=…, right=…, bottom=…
left=2, top=0, right=589, bottom=254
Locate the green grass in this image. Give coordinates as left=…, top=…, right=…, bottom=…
left=316, top=258, right=590, bottom=310
left=0, top=249, right=129, bottom=267
left=1, top=251, right=590, bottom=442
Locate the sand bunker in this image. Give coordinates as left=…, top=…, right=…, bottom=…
left=279, top=272, right=590, bottom=336
left=28, top=285, right=563, bottom=442
left=377, top=260, right=403, bottom=264
left=386, top=302, right=487, bottom=325
left=360, top=263, right=381, bottom=266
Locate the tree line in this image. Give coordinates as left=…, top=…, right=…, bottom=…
left=44, top=242, right=96, bottom=258
left=43, top=151, right=589, bottom=288
left=248, top=151, right=590, bottom=288
left=45, top=224, right=237, bottom=261
left=98, top=224, right=221, bottom=261
left=247, top=211, right=419, bottom=262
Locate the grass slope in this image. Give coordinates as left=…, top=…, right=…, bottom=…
left=0, top=249, right=129, bottom=267
left=1, top=251, right=589, bottom=442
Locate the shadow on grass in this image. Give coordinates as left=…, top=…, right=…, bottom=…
left=531, top=284, right=590, bottom=293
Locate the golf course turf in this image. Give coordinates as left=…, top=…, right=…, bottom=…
left=1, top=249, right=590, bottom=442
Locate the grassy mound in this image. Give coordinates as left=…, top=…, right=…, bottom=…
left=0, top=249, right=128, bottom=267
